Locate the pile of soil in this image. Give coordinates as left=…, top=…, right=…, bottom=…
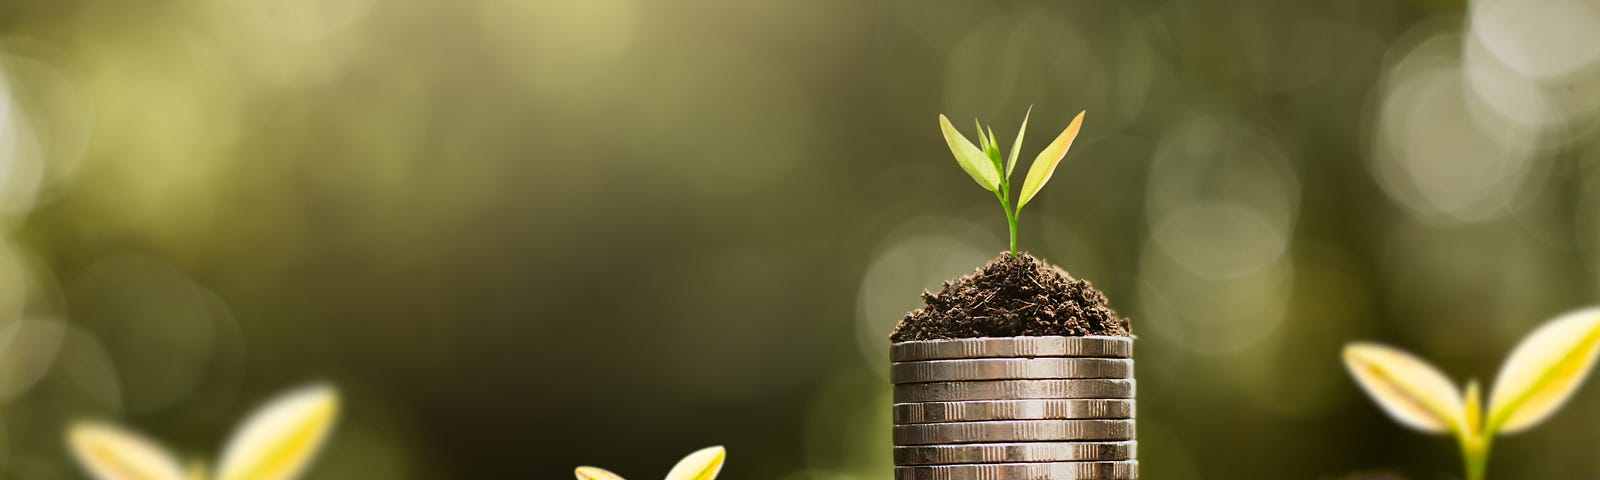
left=890, top=252, right=1131, bottom=341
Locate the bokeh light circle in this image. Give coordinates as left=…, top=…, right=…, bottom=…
left=1372, top=30, right=1541, bottom=224
left=855, top=216, right=996, bottom=373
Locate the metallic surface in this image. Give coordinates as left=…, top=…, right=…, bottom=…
left=894, top=461, right=1139, bottom=480
left=893, top=399, right=1134, bottom=423
left=894, top=379, right=1135, bottom=403
left=893, top=419, right=1137, bottom=445
left=891, top=358, right=1133, bottom=383
left=894, top=441, right=1136, bottom=464
left=891, top=337, right=1133, bottom=362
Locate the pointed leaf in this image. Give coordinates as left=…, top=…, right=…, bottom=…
left=575, top=467, right=626, bottom=480
left=1463, top=380, right=1483, bottom=436
left=1016, top=111, right=1085, bottom=210
left=1487, top=307, right=1600, bottom=434
left=66, top=422, right=188, bottom=480
left=664, top=446, right=725, bottom=480
left=215, top=384, right=341, bottom=480
left=984, top=126, right=1003, bottom=173
left=1006, top=107, right=1031, bottom=179
left=974, top=118, right=989, bottom=153
left=938, top=115, right=999, bottom=191
left=1342, top=343, right=1465, bottom=434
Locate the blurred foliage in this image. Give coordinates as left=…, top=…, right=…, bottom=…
left=0, top=0, right=1596, bottom=478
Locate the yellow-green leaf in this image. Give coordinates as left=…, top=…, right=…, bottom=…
left=974, top=119, right=989, bottom=153
left=984, top=126, right=1002, bottom=172
left=1005, top=107, right=1031, bottom=179
left=1486, top=307, right=1600, bottom=434
left=215, top=384, right=341, bottom=480
left=1342, top=343, right=1465, bottom=434
left=664, top=446, right=725, bottom=480
left=939, top=115, right=999, bottom=192
left=66, top=421, right=188, bottom=480
left=575, top=467, right=626, bottom=480
left=1016, top=110, right=1084, bottom=210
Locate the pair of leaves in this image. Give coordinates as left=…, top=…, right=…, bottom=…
left=938, top=109, right=1085, bottom=209
left=68, top=384, right=341, bottom=480
left=1343, top=307, right=1600, bottom=438
left=575, top=446, right=725, bottom=480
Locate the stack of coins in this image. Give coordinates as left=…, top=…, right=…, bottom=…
left=890, top=336, right=1136, bottom=480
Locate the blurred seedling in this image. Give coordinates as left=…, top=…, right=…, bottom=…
left=575, top=445, right=725, bottom=480
left=1343, top=307, right=1600, bottom=480
left=67, top=383, right=341, bottom=480
left=937, top=108, right=1085, bottom=255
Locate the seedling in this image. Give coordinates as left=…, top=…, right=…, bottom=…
left=938, top=108, right=1085, bottom=255
left=67, top=383, right=341, bottom=480
left=1343, top=307, right=1600, bottom=480
left=575, top=446, right=725, bottom=480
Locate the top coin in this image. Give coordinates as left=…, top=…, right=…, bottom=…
left=891, top=336, right=1133, bottom=362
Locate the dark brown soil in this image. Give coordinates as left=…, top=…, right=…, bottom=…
left=889, top=252, right=1131, bottom=341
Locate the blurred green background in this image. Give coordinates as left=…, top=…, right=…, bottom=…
left=0, top=0, right=1598, bottom=478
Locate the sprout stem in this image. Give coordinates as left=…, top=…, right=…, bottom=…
left=998, top=180, right=1011, bottom=254
left=1008, top=208, right=1019, bottom=256
left=996, top=176, right=1018, bottom=255
left=1459, top=431, right=1489, bottom=480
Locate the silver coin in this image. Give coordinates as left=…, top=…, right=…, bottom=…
left=894, top=379, right=1134, bottom=403
left=893, top=419, right=1136, bottom=445
left=892, top=358, right=1133, bottom=384
left=894, top=441, right=1137, bottom=464
left=895, top=461, right=1139, bottom=480
left=891, top=336, right=1132, bottom=362
left=893, top=399, right=1134, bottom=423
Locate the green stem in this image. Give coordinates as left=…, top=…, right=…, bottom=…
left=1008, top=208, right=1019, bottom=255
left=1460, top=432, right=1490, bottom=480
left=996, top=181, right=1017, bottom=255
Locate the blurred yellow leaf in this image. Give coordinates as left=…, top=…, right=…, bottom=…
left=664, top=446, right=725, bottom=480
left=1487, top=307, right=1600, bottom=434
left=67, top=421, right=187, bottom=480
left=215, top=384, right=341, bottom=480
left=938, top=115, right=999, bottom=192
left=1463, top=380, right=1482, bottom=436
left=575, top=467, right=626, bottom=480
left=1342, top=343, right=1465, bottom=434
left=1016, top=110, right=1084, bottom=210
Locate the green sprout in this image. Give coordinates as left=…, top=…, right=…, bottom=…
left=938, top=108, right=1085, bottom=255
left=1343, top=307, right=1600, bottom=480
left=67, top=383, right=341, bottom=480
left=575, top=446, right=725, bottom=480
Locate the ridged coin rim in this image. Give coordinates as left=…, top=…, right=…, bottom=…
left=891, top=358, right=1134, bottom=383
left=894, top=379, right=1135, bottom=403
left=893, top=399, right=1134, bottom=423
left=893, top=441, right=1137, bottom=464
left=892, top=419, right=1136, bottom=445
left=891, top=336, right=1132, bottom=362
left=894, top=461, right=1138, bottom=480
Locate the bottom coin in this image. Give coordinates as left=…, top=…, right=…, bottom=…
left=894, top=442, right=1136, bottom=465
left=894, top=461, right=1138, bottom=480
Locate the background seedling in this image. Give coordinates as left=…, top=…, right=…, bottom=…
left=575, top=446, right=725, bottom=480
left=67, top=384, right=341, bottom=480
left=938, top=108, right=1085, bottom=255
left=1342, top=307, right=1600, bottom=480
